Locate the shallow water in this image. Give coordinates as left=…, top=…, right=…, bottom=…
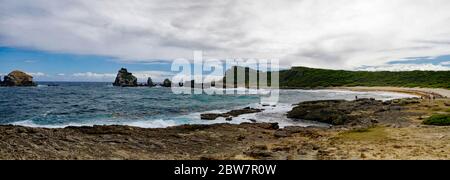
left=0, top=82, right=416, bottom=128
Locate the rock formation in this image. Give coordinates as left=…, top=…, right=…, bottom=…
left=113, top=68, right=138, bottom=87
left=0, top=70, right=37, bottom=87
left=161, top=78, right=172, bottom=87
left=287, top=98, right=421, bottom=126
left=201, top=107, right=263, bottom=120
left=147, top=77, right=155, bottom=87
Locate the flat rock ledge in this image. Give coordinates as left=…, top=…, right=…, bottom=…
left=287, top=98, right=421, bottom=126
left=201, top=107, right=263, bottom=120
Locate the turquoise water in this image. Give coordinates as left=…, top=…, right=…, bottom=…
left=0, top=82, right=260, bottom=127
left=0, top=82, right=416, bottom=128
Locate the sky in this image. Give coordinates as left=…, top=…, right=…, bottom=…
left=1, top=0, right=450, bottom=81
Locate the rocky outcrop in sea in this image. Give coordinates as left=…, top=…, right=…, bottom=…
left=0, top=70, right=37, bottom=87
left=201, top=107, right=263, bottom=120
left=161, top=79, right=172, bottom=87
left=112, top=68, right=163, bottom=87
left=147, top=77, right=155, bottom=87
left=113, top=68, right=138, bottom=87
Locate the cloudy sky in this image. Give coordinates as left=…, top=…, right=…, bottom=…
left=1, top=0, right=450, bottom=81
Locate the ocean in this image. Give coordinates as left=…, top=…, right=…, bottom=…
left=0, top=82, right=416, bottom=128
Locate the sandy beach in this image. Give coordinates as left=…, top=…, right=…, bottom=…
left=335, top=86, right=450, bottom=98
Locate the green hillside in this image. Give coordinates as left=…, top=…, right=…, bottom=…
left=223, top=66, right=450, bottom=89
left=278, top=67, right=450, bottom=89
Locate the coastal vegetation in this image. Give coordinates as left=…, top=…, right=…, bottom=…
left=423, top=114, right=450, bottom=126
left=338, top=126, right=387, bottom=141
left=278, top=67, right=450, bottom=89
left=223, top=66, right=450, bottom=89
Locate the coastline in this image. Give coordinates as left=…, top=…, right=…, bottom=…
left=331, top=86, right=450, bottom=98
left=0, top=87, right=449, bottom=160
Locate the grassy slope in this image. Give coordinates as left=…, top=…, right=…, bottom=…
left=222, top=66, right=450, bottom=89
left=423, top=114, right=450, bottom=126
left=278, top=67, right=450, bottom=89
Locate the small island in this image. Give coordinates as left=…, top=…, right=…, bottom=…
left=0, top=70, right=37, bottom=87
left=112, top=68, right=138, bottom=87
left=112, top=68, right=171, bottom=87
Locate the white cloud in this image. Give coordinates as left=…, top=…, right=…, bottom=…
left=132, top=71, right=174, bottom=82
left=72, top=72, right=115, bottom=79
left=70, top=71, right=174, bottom=82
left=0, top=71, right=46, bottom=77
left=440, top=61, right=450, bottom=66
left=1, top=0, right=450, bottom=70
left=57, top=73, right=65, bottom=76
left=357, top=64, right=450, bottom=71
left=27, top=72, right=46, bottom=77
left=71, top=72, right=114, bottom=82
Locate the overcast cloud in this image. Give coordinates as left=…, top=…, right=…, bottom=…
left=1, top=0, right=450, bottom=70
left=70, top=71, right=174, bottom=82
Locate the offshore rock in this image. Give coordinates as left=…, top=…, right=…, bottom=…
left=201, top=107, right=263, bottom=120
left=113, top=68, right=138, bottom=87
left=161, top=79, right=172, bottom=87
left=1, top=70, right=37, bottom=87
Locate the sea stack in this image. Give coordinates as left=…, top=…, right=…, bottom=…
left=113, top=68, right=138, bottom=87
left=147, top=77, right=155, bottom=87
left=0, top=70, right=37, bottom=87
left=162, top=79, right=172, bottom=87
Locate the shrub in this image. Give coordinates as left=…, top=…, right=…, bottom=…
left=423, top=114, right=450, bottom=126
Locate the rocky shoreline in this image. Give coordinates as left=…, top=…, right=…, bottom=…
left=1, top=91, right=449, bottom=159
left=287, top=98, right=421, bottom=126
left=200, top=107, right=263, bottom=121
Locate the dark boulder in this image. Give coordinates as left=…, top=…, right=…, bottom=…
left=147, top=77, right=155, bottom=87
left=201, top=114, right=222, bottom=120
left=161, top=79, right=172, bottom=87
left=1, top=71, right=37, bottom=87
left=201, top=107, right=263, bottom=120
left=113, top=68, right=137, bottom=87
